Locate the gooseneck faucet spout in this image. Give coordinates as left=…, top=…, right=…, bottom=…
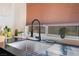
left=31, top=19, right=41, bottom=41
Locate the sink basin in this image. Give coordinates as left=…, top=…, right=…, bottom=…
left=8, top=40, right=52, bottom=56
left=26, top=40, right=52, bottom=55
left=7, top=40, right=26, bottom=51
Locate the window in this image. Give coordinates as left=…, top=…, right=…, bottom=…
left=48, top=26, right=78, bottom=36
left=28, top=25, right=45, bottom=34
left=28, top=25, right=79, bottom=36
left=48, top=26, right=60, bottom=34
left=78, top=26, right=79, bottom=36
left=65, top=26, right=78, bottom=36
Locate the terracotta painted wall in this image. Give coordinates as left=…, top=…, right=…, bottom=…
left=27, top=3, right=79, bottom=25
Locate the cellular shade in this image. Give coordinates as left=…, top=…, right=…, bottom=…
left=27, top=3, right=79, bottom=25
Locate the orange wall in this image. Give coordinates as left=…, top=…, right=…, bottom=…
left=27, top=3, right=79, bottom=25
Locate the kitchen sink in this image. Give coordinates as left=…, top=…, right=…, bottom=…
left=7, top=40, right=52, bottom=56
left=7, top=40, right=26, bottom=51
left=25, top=40, right=52, bottom=56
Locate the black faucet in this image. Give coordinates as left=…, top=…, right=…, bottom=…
left=30, top=19, right=41, bottom=41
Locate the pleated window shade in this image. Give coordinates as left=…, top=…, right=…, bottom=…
left=27, top=3, right=79, bottom=25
